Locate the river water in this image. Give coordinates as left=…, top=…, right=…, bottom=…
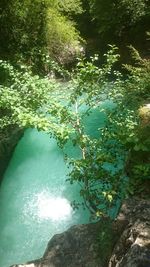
left=0, top=100, right=123, bottom=267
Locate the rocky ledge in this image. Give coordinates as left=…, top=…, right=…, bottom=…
left=0, top=125, right=23, bottom=184
left=10, top=198, right=150, bottom=267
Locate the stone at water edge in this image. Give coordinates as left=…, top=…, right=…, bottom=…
left=9, top=216, right=126, bottom=267
left=10, top=223, right=105, bottom=267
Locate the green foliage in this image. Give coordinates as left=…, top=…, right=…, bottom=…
left=0, top=59, right=74, bottom=148
left=46, top=8, right=82, bottom=64
left=0, top=60, right=58, bottom=132
left=102, top=49, right=150, bottom=199
left=56, top=45, right=150, bottom=217
left=78, top=0, right=150, bottom=60
left=0, top=0, right=47, bottom=56
left=88, top=0, right=149, bottom=36
left=57, top=0, right=83, bottom=15
left=70, top=45, right=120, bottom=103
left=39, top=46, right=127, bottom=217
left=0, top=0, right=83, bottom=68
left=123, top=46, right=150, bottom=104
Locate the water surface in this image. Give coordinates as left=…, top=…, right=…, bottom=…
left=0, top=129, right=90, bottom=267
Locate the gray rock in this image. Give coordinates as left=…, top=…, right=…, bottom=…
left=109, top=198, right=150, bottom=267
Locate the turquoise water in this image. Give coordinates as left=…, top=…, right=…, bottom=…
left=0, top=100, right=124, bottom=267
left=0, top=129, right=91, bottom=267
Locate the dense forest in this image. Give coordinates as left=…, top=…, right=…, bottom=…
left=0, top=0, right=150, bottom=217
left=0, top=0, right=150, bottom=64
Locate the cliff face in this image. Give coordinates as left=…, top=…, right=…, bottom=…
left=0, top=126, right=23, bottom=184
left=109, top=198, right=150, bottom=267
left=10, top=198, right=150, bottom=267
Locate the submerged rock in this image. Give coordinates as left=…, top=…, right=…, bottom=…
left=10, top=199, right=150, bottom=267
